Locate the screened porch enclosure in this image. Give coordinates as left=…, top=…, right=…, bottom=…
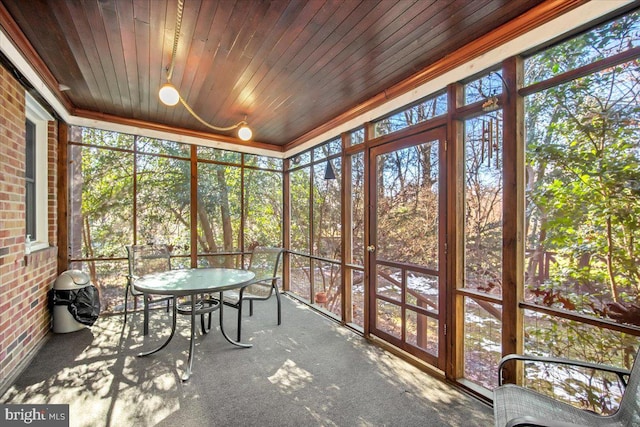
left=60, top=5, right=640, bottom=413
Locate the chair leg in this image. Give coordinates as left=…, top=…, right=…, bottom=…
left=207, top=306, right=213, bottom=330
left=143, top=295, right=150, bottom=336
left=274, top=285, right=282, bottom=325
left=199, top=294, right=213, bottom=334
left=249, top=300, right=254, bottom=317
left=124, top=283, right=130, bottom=326
left=237, top=299, right=243, bottom=342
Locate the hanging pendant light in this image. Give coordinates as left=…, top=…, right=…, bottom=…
left=238, top=124, right=252, bottom=141
left=159, top=0, right=252, bottom=141
left=324, top=160, right=336, bottom=180
left=158, top=82, right=180, bottom=106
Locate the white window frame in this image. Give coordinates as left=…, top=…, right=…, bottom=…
left=25, top=92, right=52, bottom=251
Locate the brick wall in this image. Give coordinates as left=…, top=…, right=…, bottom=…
left=0, top=64, right=58, bottom=390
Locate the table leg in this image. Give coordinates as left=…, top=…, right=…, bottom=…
left=182, top=295, right=198, bottom=381
left=137, top=295, right=178, bottom=357
left=200, top=293, right=213, bottom=335
left=218, top=291, right=252, bottom=348
left=200, top=310, right=209, bottom=335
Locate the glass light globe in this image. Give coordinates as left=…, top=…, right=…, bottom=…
left=238, top=125, right=252, bottom=141
left=159, top=83, right=180, bottom=106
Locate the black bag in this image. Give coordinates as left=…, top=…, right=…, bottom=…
left=53, top=285, right=101, bottom=326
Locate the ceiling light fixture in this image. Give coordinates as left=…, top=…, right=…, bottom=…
left=159, top=0, right=252, bottom=141
left=158, top=83, right=180, bottom=106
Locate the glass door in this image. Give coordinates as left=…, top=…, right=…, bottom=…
left=368, top=127, right=446, bottom=369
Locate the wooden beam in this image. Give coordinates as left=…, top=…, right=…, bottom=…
left=132, top=136, right=138, bottom=244
left=363, top=123, right=372, bottom=336
left=73, top=109, right=283, bottom=153
left=190, top=145, right=198, bottom=268
left=341, top=132, right=352, bottom=324
left=56, top=122, right=68, bottom=275
left=282, top=158, right=291, bottom=292
left=446, top=81, right=465, bottom=380
left=501, top=56, right=525, bottom=384
left=519, top=46, right=640, bottom=97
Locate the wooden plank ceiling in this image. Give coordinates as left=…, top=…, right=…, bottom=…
left=0, top=0, right=546, bottom=148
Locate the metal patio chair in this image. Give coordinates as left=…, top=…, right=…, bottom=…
left=222, top=247, right=284, bottom=341
left=493, top=351, right=639, bottom=427
left=124, top=244, right=173, bottom=335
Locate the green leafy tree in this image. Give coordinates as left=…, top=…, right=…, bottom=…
left=523, top=11, right=640, bottom=412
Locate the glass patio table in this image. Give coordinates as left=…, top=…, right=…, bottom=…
left=133, top=267, right=256, bottom=381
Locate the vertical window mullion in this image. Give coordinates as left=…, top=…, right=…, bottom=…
left=25, top=119, right=36, bottom=240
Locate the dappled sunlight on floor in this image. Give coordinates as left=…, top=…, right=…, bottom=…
left=278, top=304, right=492, bottom=426
left=268, top=359, right=314, bottom=393
left=2, top=296, right=493, bottom=426
left=2, top=314, right=186, bottom=426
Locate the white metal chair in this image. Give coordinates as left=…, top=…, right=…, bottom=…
left=124, top=244, right=173, bottom=335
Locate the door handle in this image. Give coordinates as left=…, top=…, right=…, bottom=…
left=367, top=245, right=376, bottom=252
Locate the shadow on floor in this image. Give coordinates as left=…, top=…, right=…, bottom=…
left=2, top=296, right=493, bottom=427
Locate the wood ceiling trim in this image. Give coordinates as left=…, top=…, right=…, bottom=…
left=174, top=0, right=218, bottom=119
left=201, top=1, right=278, bottom=121
left=150, top=1, right=171, bottom=126
left=112, top=1, right=138, bottom=116
left=132, top=0, right=152, bottom=119
left=87, top=2, right=122, bottom=114
left=50, top=2, right=100, bottom=111
left=216, top=0, right=296, bottom=117
left=284, top=0, right=589, bottom=152
left=0, top=2, right=73, bottom=112
left=214, top=1, right=319, bottom=129
left=247, top=0, right=416, bottom=138
left=73, top=107, right=284, bottom=153
left=0, top=0, right=593, bottom=156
